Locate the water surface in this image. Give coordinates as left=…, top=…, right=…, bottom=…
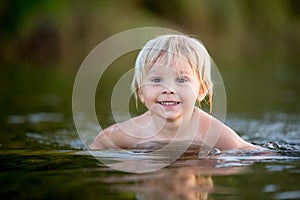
left=1, top=111, right=300, bottom=200
left=1, top=67, right=300, bottom=199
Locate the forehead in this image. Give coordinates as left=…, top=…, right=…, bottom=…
left=147, top=54, right=195, bottom=75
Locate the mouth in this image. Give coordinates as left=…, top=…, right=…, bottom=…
left=158, top=101, right=180, bottom=106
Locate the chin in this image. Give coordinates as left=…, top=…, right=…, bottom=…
left=164, top=114, right=182, bottom=122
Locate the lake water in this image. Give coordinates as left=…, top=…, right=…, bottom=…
left=1, top=66, right=300, bottom=199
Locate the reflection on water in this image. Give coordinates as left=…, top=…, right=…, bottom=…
left=7, top=113, right=64, bottom=124
left=85, top=147, right=300, bottom=200
left=2, top=147, right=300, bottom=199
left=102, top=166, right=215, bottom=200
left=1, top=112, right=300, bottom=199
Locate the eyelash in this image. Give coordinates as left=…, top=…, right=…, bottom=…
left=176, top=77, right=188, bottom=83
left=150, top=77, right=189, bottom=84
left=151, top=78, right=161, bottom=83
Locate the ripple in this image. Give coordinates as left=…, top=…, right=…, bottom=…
left=274, top=190, right=300, bottom=200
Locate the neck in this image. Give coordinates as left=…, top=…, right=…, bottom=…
left=148, top=108, right=196, bottom=140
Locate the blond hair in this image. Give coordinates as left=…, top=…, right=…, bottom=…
left=131, top=34, right=213, bottom=112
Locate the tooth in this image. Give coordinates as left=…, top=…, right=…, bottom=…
left=161, top=101, right=177, bottom=105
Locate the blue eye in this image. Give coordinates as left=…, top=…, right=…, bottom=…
left=151, top=78, right=161, bottom=83
left=177, top=77, right=188, bottom=83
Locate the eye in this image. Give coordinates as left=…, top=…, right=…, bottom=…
left=176, top=77, right=188, bottom=83
left=151, top=78, right=161, bottom=83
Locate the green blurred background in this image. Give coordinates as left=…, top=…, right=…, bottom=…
left=1, top=2, right=300, bottom=198
left=1, top=0, right=300, bottom=126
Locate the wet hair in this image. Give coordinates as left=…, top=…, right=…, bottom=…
left=131, top=34, right=213, bottom=112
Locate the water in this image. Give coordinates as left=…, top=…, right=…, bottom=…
left=1, top=66, right=300, bottom=199
left=1, top=111, right=300, bottom=200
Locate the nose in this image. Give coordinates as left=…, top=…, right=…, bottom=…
left=162, top=85, right=175, bottom=95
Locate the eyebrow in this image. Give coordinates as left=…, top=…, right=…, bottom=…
left=176, top=69, right=194, bottom=76
left=177, top=70, right=189, bottom=74
left=148, top=64, right=194, bottom=75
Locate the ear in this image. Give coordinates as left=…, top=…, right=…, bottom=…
left=137, top=89, right=145, bottom=104
left=139, top=95, right=145, bottom=104
left=197, top=85, right=207, bottom=102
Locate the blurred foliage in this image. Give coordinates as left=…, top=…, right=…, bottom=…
left=0, top=0, right=300, bottom=118
left=0, top=0, right=300, bottom=69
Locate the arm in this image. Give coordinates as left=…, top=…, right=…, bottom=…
left=214, top=123, right=259, bottom=150
left=89, top=123, right=138, bottom=150
left=198, top=109, right=260, bottom=151
left=89, top=124, right=122, bottom=150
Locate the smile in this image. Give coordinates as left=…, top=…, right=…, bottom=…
left=159, top=101, right=180, bottom=106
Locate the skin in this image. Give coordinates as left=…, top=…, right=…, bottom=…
left=90, top=56, right=259, bottom=151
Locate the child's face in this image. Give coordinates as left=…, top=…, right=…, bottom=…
left=139, top=56, right=202, bottom=121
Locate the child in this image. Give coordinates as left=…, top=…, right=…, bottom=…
left=89, top=34, right=260, bottom=151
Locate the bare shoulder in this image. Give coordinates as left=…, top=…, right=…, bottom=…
left=89, top=114, right=149, bottom=150
left=195, top=107, right=259, bottom=151
left=89, top=123, right=138, bottom=150
left=89, top=124, right=120, bottom=150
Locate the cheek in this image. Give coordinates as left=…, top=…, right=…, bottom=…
left=144, top=93, right=156, bottom=102
left=140, top=86, right=159, bottom=101
left=180, top=85, right=199, bottom=99
left=141, top=91, right=159, bottom=109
